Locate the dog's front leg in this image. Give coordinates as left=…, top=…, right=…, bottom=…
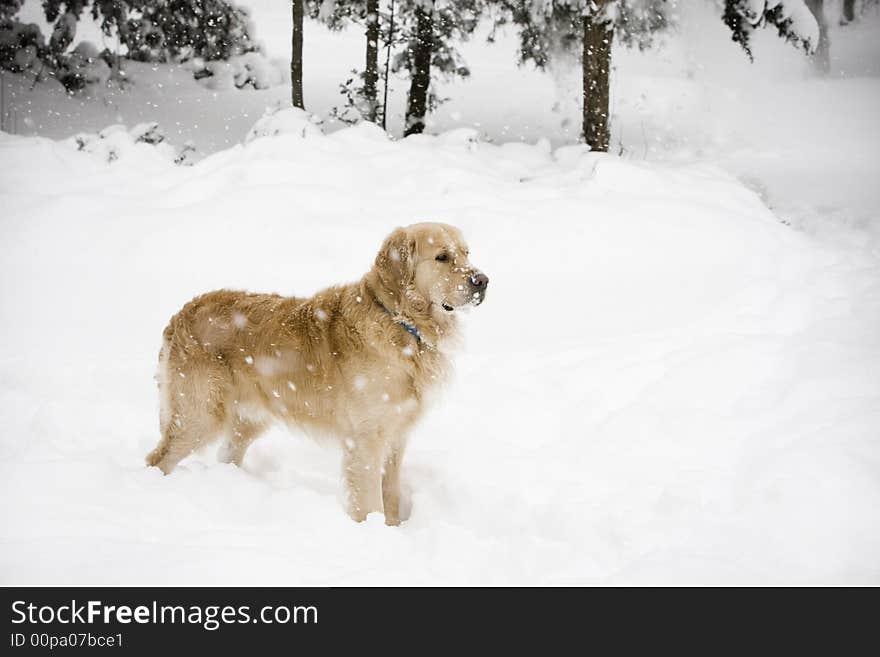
left=381, top=443, right=405, bottom=526
left=343, top=438, right=383, bottom=522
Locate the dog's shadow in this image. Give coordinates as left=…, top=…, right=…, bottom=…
left=236, top=431, right=340, bottom=497
left=246, top=439, right=446, bottom=523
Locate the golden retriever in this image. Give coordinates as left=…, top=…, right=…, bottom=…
left=146, top=222, right=488, bottom=525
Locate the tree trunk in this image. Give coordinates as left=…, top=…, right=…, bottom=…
left=291, top=0, right=304, bottom=109
left=364, top=0, right=380, bottom=123
left=842, top=0, right=856, bottom=23
left=582, top=12, right=613, bottom=152
left=382, top=0, right=396, bottom=130
left=404, top=1, right=434, bottom=137
left=805, top=0, right=830, bottom=75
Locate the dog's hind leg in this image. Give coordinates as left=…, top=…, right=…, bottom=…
left=218, top=417, right=267, bottom=467
left=146, top=342, right=229, bottom=474
left=146, top=419, right=219, bottom=474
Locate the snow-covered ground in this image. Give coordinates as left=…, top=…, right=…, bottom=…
left=1, top=1, right=879, bottom=584
left=6, top=2, right=879, bottom=247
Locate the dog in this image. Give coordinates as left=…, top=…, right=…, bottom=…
left=146, top=222, right=488, bottom=525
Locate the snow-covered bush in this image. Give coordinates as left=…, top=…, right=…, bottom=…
left=0, top=18, right=46, bottom=76
left=2, top=1, right=274, bottom=91
left=0, top=0, right=21, bottom=20
left=118, top=1, right=283, bottom=89
left=192, top=52, right=285, bottom=91
left=436, top=127, right=482, bottom=150
left=245, top=107, right=324, bottom=143
left=54, top=40, right=111, bottom=91
left=1, top=8, right=116, bottom=93
left=70, top=122, right=196, bottom=165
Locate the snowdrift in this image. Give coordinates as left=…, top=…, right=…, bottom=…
left=1, top=121, right=878, bottom=584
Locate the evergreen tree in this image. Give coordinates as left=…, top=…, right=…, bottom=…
left=582, top=2, right=613, bottom=152
left=313, top=0, right=479, bottom=134
left=292, top=0, right=304, bottom=108
left=121, top=1, right=258, bottom=63
left=5, top=1, right=97, bottom=90
left=402, top=0, right=433, bottom=136
left=501, top=1, right=820, bottom=152
left=3, top=0, right=260, bottom=89
left=396, top=0, right=481, bottom=136
left=42, top=1, right=86, bottom=63
left=722, top=0, right=819, bottom=60
left=364, top=0, right=380, bottom=122
left=499, top=0, right=672, bottom=152
left=310, top=0, right=383, bottom=123
left=39, top=1, right=258, bottom=65
left=0, top=0, right=43, bottom=76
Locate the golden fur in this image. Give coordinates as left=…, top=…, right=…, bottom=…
left=146, top=222, right=488, bottom=525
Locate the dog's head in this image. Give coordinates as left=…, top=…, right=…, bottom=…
left=372, top=222, right=489, bottom=317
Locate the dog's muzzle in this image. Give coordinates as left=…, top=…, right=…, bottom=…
left=469, top=272, right=489, bottom=306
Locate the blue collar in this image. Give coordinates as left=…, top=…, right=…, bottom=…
left=375, top=297, right=422, bottom=343
left=398, top=319, right=422, bottom=342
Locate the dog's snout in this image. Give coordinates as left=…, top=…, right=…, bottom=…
left=470, top=272, right=489, bottom=289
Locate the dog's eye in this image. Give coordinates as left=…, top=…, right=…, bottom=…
left=435, top=253, right=449, bottom=262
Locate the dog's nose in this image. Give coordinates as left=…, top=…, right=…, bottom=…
left=470, top=273, right=489, bottom=289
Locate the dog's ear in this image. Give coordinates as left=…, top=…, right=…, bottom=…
left=375, top=226, right=416, bottom=296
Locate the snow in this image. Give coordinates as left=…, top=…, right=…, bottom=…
left=1, top=1, right=879, bottom=585
left=245, top=106, right=324, bottom=143
left=744, top=0, right=769, bottom=25
left=67, top=122, right=191, bottom=165
left=2, top=120, right=878, bottom=584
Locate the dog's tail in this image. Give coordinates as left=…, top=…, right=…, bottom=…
left=146, top=337, right=172, bottom=469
